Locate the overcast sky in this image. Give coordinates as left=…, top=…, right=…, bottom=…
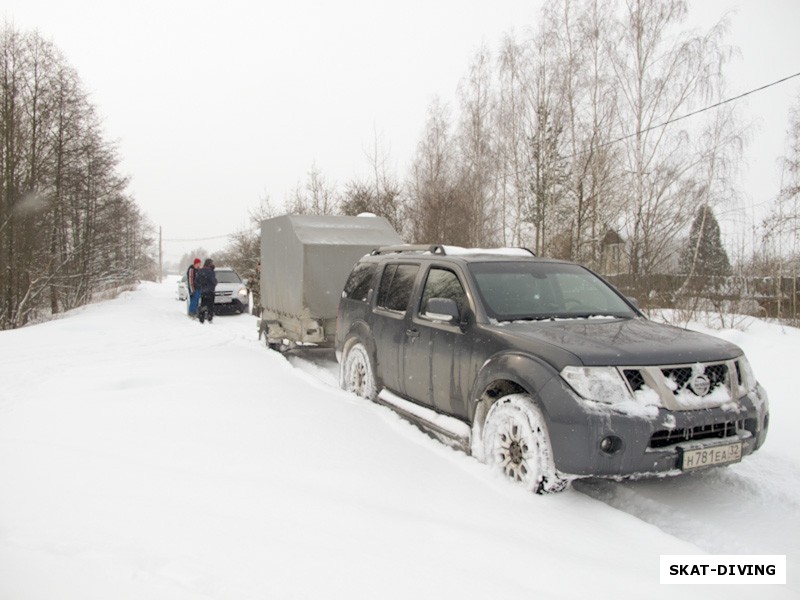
left=3, top=0, right=800, bottom=263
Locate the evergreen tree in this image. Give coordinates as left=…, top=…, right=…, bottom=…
left=681, top=204, right=731, bottom=276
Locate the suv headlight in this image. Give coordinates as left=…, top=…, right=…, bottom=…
left=238, top=288, right=248, bottom=298
left=561, top=366, right=632, bottom=403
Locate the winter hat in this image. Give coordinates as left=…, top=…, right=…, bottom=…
left=193, top=258, right=201, bottom=265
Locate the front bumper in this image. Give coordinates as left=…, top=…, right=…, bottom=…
left=540, top=377, right=769, bottom=478
left=213, top=296, right=249, bottom=313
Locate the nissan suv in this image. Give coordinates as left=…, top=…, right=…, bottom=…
left=335, top=245, right=769, bottom=493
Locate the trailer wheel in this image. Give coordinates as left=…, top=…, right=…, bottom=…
left=341, top=342, right=377, bottom=401
left=262, top=322, right=288, bottom=353
left=267, top=338, right=289, bottom=353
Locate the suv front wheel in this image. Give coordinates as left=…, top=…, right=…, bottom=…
left=340, top=341, right=378, bottom=401
left=482, top=394, right=567, bottom=494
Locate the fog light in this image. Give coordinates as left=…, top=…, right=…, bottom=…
left=599, top=435, right=622, bottom=455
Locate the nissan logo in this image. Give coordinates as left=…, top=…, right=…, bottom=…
left=690, top=373, right=712, bottom=396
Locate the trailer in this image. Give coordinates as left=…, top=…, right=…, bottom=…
left=257, top=214, right=403, bottom=351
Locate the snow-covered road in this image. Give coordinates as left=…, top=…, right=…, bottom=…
left=288, top=312, right=800, bottom=562
left=1, top=278, right=797, bottom=599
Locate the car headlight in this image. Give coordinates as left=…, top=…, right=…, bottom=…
left=737, top=354, right=758, bottom=394
left=238, top=288, right=248, bottom=298
left=561, top=366, right=632, bottom=403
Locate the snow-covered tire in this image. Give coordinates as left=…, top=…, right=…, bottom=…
left=261, top=323, right=288, bottom=352
left=482, top=394, right=567, bottom=494
left=340, top=342, right=377, bottom=401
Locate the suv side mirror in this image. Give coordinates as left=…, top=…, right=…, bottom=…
left=424, top=298, right=460, bottom=323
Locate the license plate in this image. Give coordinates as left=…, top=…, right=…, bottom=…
left=681, top=442, right=742, bottom=471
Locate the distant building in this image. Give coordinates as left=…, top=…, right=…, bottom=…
left=600, top=229, right=627, bottom=275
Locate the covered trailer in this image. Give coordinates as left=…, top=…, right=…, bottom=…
left=257, top=214, right=403, bottom=350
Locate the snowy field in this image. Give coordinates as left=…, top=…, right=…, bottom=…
left=0, top=278, right=798, bottom=599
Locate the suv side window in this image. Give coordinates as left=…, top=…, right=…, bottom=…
left=376, top=264, right=419, bottom=312
left=343, top=262, right=377, bottom=302
left=419, top=267, right=468, bottom=318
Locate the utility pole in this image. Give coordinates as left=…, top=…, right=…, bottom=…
left=159, top=226, right=163, bottom=282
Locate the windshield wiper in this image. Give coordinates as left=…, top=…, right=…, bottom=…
left=498, top=313, right=633, bottom=323
left=496, top=316, right=554, bottom=323
left=560, top=313, right=633, bottom=320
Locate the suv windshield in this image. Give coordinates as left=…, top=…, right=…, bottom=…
left=468, top=261, right=636, bottom=321
left=215, top=270, right=242, bottom=284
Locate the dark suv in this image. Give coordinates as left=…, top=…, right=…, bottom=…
left=335, top=245, right=769, bottom=493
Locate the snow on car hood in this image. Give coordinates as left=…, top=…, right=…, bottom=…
left=489, top=317, right=742, bottom=368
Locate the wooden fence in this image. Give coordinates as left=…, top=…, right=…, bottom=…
left=603, top=274, right=800, bottom=320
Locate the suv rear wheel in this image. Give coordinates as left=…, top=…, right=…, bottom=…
left=482, top=394, right=567, bottom=493
left=341, top=342, right=377, bottom=401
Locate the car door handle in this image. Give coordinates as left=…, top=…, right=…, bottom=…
left=406, top=328, right=420, bottom=339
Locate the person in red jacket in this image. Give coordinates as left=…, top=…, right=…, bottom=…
left=186, top=258, right=202, bottom=317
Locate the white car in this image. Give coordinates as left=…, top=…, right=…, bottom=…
left=212, top=267, right=250, bottom=314
left=177, top=273, right=189, bottom=301
left=178, top=267, right=249, bottom=314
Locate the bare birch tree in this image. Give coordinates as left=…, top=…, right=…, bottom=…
left=340, top=129, right=405, bottom=235
left=288, top=163, right=339, bottom=215
left=609, top=0, right=732, bottom=275
left=525, top=25, right=571, bottom=257
left=761, top=93, right=800, bottom=322
left=496, top=33, right=533, bottom=246
left=456, top=45, right=499, bottom=246
left=546, top=0, right=623, bottom=266
left=407, top=98, right=470, bottom=245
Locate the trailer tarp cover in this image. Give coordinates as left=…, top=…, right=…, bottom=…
left=260, top=215, right=403, bottom=320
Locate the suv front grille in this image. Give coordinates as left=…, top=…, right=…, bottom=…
left=623, top=369, right=646, bottom=392
left=649, top=419, right=743, bottom=448
left=661, top=363, right=728, bottom=396
left=621, top=361, right=733, bottom=404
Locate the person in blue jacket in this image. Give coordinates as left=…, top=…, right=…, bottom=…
left=186, top=258, right=202, bottom=317
left=194, top=258, right=217, bottom=324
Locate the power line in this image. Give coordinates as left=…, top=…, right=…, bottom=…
left=162, top=234, right=235, bottom=242
left=162, top=229, right=259, bottom=243
left=494, top=70, right=800, bottom=179
left=595, top=71, right=800, bottom=152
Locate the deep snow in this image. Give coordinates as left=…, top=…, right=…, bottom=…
left=0, top=279, right=797, bottom=599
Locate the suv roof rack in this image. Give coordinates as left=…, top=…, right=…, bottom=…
left=371, top=245, right=446, bottom=255
left=370, top=245, right=536, bottom=257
